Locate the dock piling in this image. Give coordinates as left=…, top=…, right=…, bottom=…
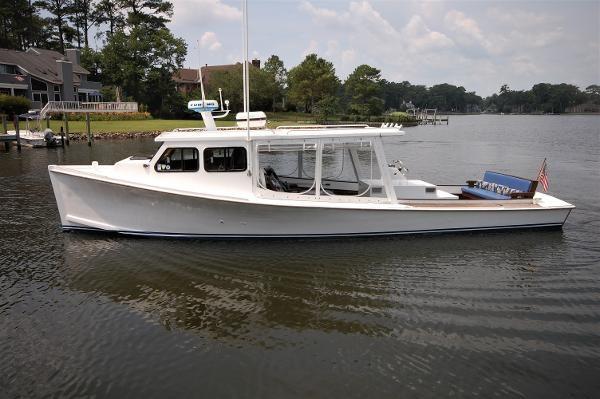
left=85, top=113, right=92, bottom=146
left=14, top=115, right=21, bottom=152
left=63, top=113, right=70, bottom=145
left=1, top=114, right=8, bottom=151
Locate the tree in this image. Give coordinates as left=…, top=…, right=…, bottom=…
left=287, top=54, right=340, bottom=113
left=36, top=0, right=77, bottom=52
left=0, top=0, right=47, bottom=50
left=94, top=0, right=124, bottom=38
left=100, top=0, right=186, bottom=116
left=263, top=55, right=287, bottom=111
left=70, top=0, right=96, bottom=48
left=584, top=85, right=600, bottom=104
left=119, top=0, right=173, bottom=29
left=344, top=64, right=385, bottom=116
left=313, top=95, right=339, bottom=122
left=200, top=64, right=277, bottom=113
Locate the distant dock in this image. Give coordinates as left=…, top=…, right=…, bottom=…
left=407, top=108, right=449, bottom=125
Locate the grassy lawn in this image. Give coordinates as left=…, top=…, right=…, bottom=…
left=46, top=119, right=234, bottom=134
left=45, top=115, right=321, bottom=135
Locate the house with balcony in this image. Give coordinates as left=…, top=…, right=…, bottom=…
left=0, top=47, right=103, bottom=110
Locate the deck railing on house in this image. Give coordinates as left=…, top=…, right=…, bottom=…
left=40, top=101, right=138, bottom=119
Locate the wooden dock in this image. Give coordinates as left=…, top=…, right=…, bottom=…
left=407, top=108, right=449, bottom=125
left=0, top=114, right=21, bottom=151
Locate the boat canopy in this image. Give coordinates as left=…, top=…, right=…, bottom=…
left=155, top=126, right=405, bottom=143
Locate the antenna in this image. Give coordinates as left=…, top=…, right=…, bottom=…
left=197, top=40, right=206, bottom=103
left=242, top=0, right=250, bottom=139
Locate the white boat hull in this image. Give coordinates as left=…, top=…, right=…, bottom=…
left=49, top=169, right=573, bottom=238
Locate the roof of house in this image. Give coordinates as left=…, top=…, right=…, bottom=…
left=174, top=63, right=244, bottom=86
left=0, top=47, right=89, bottom=85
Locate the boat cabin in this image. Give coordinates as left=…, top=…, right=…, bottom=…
left=142, top=125, right=458, bottom=203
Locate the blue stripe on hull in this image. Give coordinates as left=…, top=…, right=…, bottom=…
left=61, top=222, right=564, bottom=239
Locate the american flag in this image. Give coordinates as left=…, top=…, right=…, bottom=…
left=537, top=158, right=549, bottom=192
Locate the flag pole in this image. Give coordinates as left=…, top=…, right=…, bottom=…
left=536, top=158, right=546, bottom=180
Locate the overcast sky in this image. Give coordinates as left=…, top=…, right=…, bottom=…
left=167, top=0, right=599, bottom=96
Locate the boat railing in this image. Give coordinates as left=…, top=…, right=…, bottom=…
left=275, top=124, right=369, bottom=130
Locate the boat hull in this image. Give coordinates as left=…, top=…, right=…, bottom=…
left=49, top=170, right=573, bottom=238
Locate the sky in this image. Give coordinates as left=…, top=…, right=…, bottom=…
left=166, top=0, right=600, bottom=96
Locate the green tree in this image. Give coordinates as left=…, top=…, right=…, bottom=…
left=70, top=0, right=96, bottom=48
left=262, top=55, right=287, bottom=111
left=585, top=84, right=600, bottom=104
left=199, top=64, right=277, bottom=113
left=94, top=0, right=124, bottom=38
left=36, top=0, right=77, bottom=52
left=0, top=0, right=47, bottom=50
left=100, top=0, right=186, bottom=116
left=344, top=64, right=384, bottom=116
left=313, top=95, right=339, bottom=122
left=287, top=54, right=340, bottom=113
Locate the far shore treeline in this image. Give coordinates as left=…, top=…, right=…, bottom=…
left=1, top=0, right=598, bottom=119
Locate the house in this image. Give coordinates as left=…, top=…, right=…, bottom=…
left=0, top=47, right=103, bottom=109
left=173, top=59, right=260, bottom=95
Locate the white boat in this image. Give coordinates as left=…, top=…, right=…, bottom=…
left=47, top=110, right=574, bottom=237
left=6, top=128, right=63, bottom=147
left=6, top=111, right=63, bottom=147
left=47, top=2, right=574, bottom=238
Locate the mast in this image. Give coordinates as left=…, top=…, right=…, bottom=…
left=197, top=40, right=206, bottom=103
left=242, top=0, right=250, bottom=140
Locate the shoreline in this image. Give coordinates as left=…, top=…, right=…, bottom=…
left=66, top=131, right=163, bottom=141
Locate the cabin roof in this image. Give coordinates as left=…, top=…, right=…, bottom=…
left=155, top=127, right=405, bottom=143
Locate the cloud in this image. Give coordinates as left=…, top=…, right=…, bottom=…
left=172, top=0, right=241, bottom=24
left=303, top=39, right=319, bottom=57
left=200, top=31, right=222, bottom=51
left=403, top=15, right=454, bottom=53
left=510, top=55, right=541, bottom=76
left=299, top=0, right=453, bottom=76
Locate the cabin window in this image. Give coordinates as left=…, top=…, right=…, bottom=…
left=155, top=147, right=199, bottom=172
left=204, top=147, right=247, bottom=172
left=257, top=143, right=317, bottom=194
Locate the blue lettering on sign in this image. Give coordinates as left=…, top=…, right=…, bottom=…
left=188, top=100, right=219, bottom=113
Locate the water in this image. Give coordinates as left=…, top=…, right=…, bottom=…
left=1, top=115, right=599, bottom=398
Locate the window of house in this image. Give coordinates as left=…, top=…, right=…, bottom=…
left=204, top=147, right=247, bottom=172
left=155, top=148, right=199, bottom=172
left=32, top=92, right=48, bottom=104
left=54, top=85, right=60, bottom=92
left=0, top=64, right=17, bottom=74
left=31, top=78, right=47, bottom=91
left=54, top=93, right=61, bottom=101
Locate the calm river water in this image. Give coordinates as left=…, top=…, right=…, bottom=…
left=1, top=115, right=599, bottom=398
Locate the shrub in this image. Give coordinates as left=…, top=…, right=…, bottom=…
left=0, top=94, right=31, bottom=118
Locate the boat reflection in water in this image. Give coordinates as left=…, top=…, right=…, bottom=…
left=60, top=229, right=569, bottom=344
